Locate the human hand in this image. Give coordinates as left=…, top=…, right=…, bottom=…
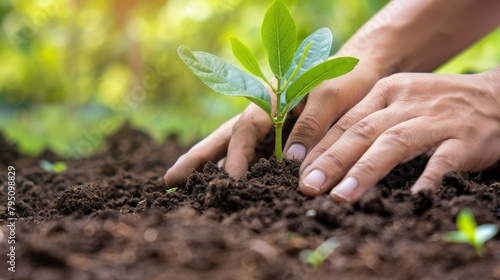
left=297, top=68, right=500, bottom=203
left=165, top=57, right=385, bottom=187
left=164, top=101, right=273, bottom=186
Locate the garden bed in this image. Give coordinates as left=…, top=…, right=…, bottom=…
left=1, top=124, right=500, bottom=280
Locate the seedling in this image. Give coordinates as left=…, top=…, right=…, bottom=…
left=166, top=187, right=177, bottom=193
left=40, top=160, right=68, bottom=173
left=178, top=0, right=358, bottom=161
left=299, top=237, right=339, bottom=270
left=443, top=208, right=498, bottom=256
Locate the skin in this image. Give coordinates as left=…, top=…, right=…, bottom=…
left=165, top=0, right=500, bottom=204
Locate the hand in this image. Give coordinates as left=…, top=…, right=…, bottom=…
left=164, top=101, right=273, bottom=186
left=165, top=57, right=385, bottom=186
left=297, top=68, right=500, bottom=203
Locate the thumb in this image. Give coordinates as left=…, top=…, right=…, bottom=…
left=283, top=82, right=349, bottom=161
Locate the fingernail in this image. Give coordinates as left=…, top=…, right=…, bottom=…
left=286, top=144, right=306, bottom=160
left=302, top=170, right=327, bottom=191
left=331, top=177, right=358, bottom=202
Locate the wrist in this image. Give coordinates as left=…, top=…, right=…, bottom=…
left=334, top=46, right=395, bottom=81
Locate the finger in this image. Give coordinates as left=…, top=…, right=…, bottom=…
left=217, top=157, right=226, bottom=168
left=328, top=117, right=447, bottom=203
left=290, top=95, right=307, bottom=116
left=284, top=64, right=381, bottom=161
left=164, top=114, right=239, bottom=187
left=300, top=89, right=387, bottom=173
left=411, top=139, right=465, bottom=193
left=298, top=103, right=412, bottom=197
left=283, top=82, right=350, bottom=161
left=225, top=104, right=274, bottom=178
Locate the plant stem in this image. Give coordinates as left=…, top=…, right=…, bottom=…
left=475, top=243, right=484, bottom=257
left=274, top=78, right=284, bottom=161
left=275, top=121, right=283, bottom=161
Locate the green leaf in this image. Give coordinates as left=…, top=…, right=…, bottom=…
left=178, top=45, right=272, bottom=115
left=166, top=187, right=177, bottom=193
left=299, top=238, right=338, bottom=271
left=40, top=160, right=54, bottom=172
left=40, top=160, right=67, bottom=173
left=284, top=57, right=359, bottom=112
left=261, top=0, right=296, bottom=78
left=316, top=237, right=339, bottom=258
left=475, top=224, right=499, bottom=244
left=443, top=231, right=469, bottom=243
left=285, top=27, right=333, bottom=84
left=457, top=208, right=477, bottom=241
left=279, top=42, right=312, bottom=109
left=52, top=162, right=68, bottom=173
left=230, top=37, right=268, bottom=82
left=299, top=250, right=315, bottom=265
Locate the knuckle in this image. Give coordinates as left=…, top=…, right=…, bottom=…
left=320, top=151, right=347, bottom=171
left=293, top=113, right=326, bottom=140
left=348, top=120, right=378, bottom=143
left=373, top=74, right=414, bottom=102
left=374, top=76, right=399, bottom=94
left=312, top=146, right=329, bottom=157
left=431, top=153, right=457, bottom=171
left=334, top=112, right=362, bottom=134
left=380, top=127, right=412, bottom=150
left=232, top=118, right=261, bottom=142
left=457, top=123, right=479, bottom=143
left=353, top=157, right=379, bottom=175
left=393, top=74, right=414, bottom=88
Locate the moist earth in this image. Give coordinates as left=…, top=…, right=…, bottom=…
left=1, top=124, right=500, bottom=280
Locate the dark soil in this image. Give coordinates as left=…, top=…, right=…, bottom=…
left=1, top=124, right=500, bottom=280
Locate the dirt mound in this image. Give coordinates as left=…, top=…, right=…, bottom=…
left=51, top=185, right=105, bottom=215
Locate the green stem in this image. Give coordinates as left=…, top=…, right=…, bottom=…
left=274, top=121, right=283, bottom=161
left=274, top=78, right=284, bottom=161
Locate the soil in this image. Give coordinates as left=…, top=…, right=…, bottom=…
left=1, top=124, right=500, bottom=280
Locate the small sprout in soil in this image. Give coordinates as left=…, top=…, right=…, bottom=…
left=178, top=0, right=358, bottom=161
left=40, top=160, right=68, bottom=173
left=166, top=188, right=177, bottom=193
left=443, top=208, right=498, bottom=256
left=299, top=237, right=339, bottom=270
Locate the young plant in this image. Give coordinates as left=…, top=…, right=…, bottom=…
left=299, top=237, right=339, bottom=270
left=166, top=187, right=177, bottom=193
left=40, top=160, right=68, bottom=173
left=443, top=208, right=498, bottom=256
left=178, top=0, right=358, bottom=161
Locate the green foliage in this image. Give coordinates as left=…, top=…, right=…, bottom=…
left=166, top=188, right=177, bottom=193
left=178, top=0, right=358, bottom=161
left=284, top=57, right=359, bottom=112
left=230, top=37, right=268, bottom=82
left=285, top=28, right=332, bottom=83
left=40, top=160, right=68, bottom=173
left=443, top=208, right=498, bottom=256
left=299, top=237, right=339, bottom=270
left=178, top=46, right=272, bottom=114
left=261, top=0, right=296, bottom=78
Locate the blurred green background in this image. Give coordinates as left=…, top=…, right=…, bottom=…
left=1, top=0, right=499, bottom=158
